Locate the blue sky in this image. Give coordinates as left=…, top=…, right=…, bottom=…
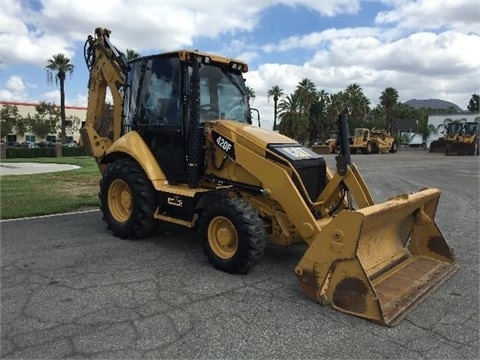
left=1, top=0, right=479, bottom=130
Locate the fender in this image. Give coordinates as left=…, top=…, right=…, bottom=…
left=105, top=131, right=167, bottom=181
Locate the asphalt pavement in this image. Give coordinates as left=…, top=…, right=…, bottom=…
left=1, top=151, right=479, bottom=359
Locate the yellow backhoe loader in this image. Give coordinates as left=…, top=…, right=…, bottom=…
left=349, top=128, right=398, bottom=154
left=81, top=28, right=457, bottom=326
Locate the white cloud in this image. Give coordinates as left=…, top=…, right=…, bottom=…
left=41, top=89, right=60, bottom=104
left=376, top=0, right=480, bottom=33
left=0, top=75, right=27, bottom=101
left=281, top=0, right=360, bottom=17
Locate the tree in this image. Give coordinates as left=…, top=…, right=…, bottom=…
left=126, top=49, right=141, bottom=61
left=308, top=93, right=330, bottom=143
left=277, top=94, right=307, bottom=140
left=267, top=85, right=284, bottom=131
left=467, top=93, right=479, bottom=113
left=14, top=117, right=29, bottom=137
left=343, top=83, right=370, bottom=129
left=65, top=114, right=82, bottom=141
left=45, top=53, right=74, bottom=145
left=295, top=78, right=317, bottom=113
left=364, top=104, right=386, bottom=129
left=379, top=87, right=399, bottom=132
left=416, top=117, right=437, bottom=149
left=0, top=104, right=22, bottom=138
left=294, top=79, right=319, bottom=143
left=327, top=91, right=345, bottom=125
left=245, top=86, right=256, bottom=102
left=29, top=102, right=60, bottom=140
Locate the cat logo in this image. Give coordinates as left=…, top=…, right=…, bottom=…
left=167, top=197, right=183, bottom=207
left=283, top=147, right=313, bottom=159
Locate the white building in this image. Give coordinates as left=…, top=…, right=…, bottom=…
left=427, top=113, right=480, bottom=148
left=0, top=101, right=86, bottom=145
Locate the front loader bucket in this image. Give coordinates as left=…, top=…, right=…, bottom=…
left=429, top=139, right=447, bottom=153
left=295, top=188, right=458, bottom=326
left=445, top=142, right=477, bottom=156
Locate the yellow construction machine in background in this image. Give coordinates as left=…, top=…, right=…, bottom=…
left=81, top=27, right=458, bottom=326
left=445, top=121, right=479, bottom=156
left=349, top=128, right=399, bottom=154
left=311, top=133, right=338, bottom=154
left=429, top=122, right=463, bottom=153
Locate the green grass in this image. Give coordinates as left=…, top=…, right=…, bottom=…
left=0, top=157, right=101, bottom=219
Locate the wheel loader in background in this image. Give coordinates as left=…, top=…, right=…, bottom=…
left=445, top=121, right=479, bottom=156
left=81, top=27, right=458, bottom=326
left=349, top=128, right=398, bottom=154
left=429, top=122, right=463, bottom=153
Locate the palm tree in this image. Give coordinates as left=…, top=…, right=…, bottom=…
left=379, top=87, right=399, bottom=132
left=45, top=53, right=74, bottom=145
left=245, top=86, right=256, bottom=103
left=312, top=90, right=331, bottom=141
left=267, top=85, right=284, bottom=131
left=294, top=79, right=319, bottom=144
left=416, top=117, right=437, bottom=149
left=344, top=83, right=370, bottom=129
left=295, top=78, right=317, bottom=113
left=328, top=92, right=345, bottom=125
left=277, top=94, right=307, bottom=140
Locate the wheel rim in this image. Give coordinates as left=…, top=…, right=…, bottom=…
left=108, top=179, right=132, bottom=223
left=208, top=216, right=238, bottom=260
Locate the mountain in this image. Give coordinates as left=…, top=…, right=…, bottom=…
left=404, top=99, right=463, bottom=112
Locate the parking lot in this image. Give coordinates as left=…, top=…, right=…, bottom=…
left=1, top=150, right=479, bottom=359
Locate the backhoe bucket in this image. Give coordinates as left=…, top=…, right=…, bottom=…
left=295, top=188, right=458, bottom=326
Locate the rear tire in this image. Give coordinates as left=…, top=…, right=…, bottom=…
left=99, top=158, right=157, bottom=239
left=199, top=197, right=268, bottom=274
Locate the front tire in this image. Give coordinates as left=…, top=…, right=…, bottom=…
left=389, top=140, right=399, bottom=153
left=199, top=197, right=268, bottom=274
left=99, top=158, right=157, bottom=239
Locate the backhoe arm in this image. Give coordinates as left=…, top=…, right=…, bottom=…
left=81, top=28, right=127, bottom=172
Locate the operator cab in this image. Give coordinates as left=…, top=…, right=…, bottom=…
left=123, top=50, right=250, bottom=184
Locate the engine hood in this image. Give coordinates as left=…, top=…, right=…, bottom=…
left=206, top=120, right=298, bottom=157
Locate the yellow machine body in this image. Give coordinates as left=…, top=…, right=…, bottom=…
left=445, top=121, right=479, bottom=156
left=81, top=27, right=458, bottom=326
left=350, top=128, right=398, bottom=154
left=429, top=122, right=463, bottom=153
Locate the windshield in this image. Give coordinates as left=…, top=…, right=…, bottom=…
left=464, top=123, right=478, bottom=135
left=446, top=123, right=462, bottom=134
left=198, top=64, right=249, bottom=123
left=354, top=129, right=366, bottom=137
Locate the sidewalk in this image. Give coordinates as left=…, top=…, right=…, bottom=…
left=0, top=162, right=80, bottom=176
